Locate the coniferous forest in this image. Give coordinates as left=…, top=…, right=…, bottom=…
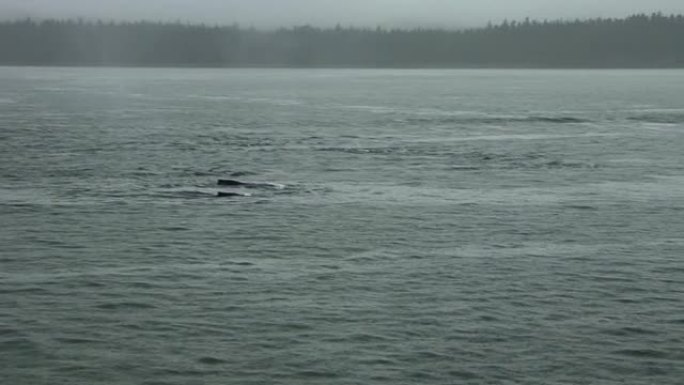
left=1, top=13, right=683, bottom=68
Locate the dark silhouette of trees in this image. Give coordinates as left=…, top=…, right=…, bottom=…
left=1, top=13, right=683, bottom=67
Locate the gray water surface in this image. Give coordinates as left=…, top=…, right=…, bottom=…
left=1, top=68, right=683, bottom=384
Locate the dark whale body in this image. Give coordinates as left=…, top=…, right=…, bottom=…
left=217, top=191, right=249, bottom=198
left=218, top=179, right=248, bottom=186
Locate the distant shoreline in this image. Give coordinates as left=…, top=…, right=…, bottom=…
left=2, top=14, right=683, bottom=68
left=2, top=64, right=684, bottom=70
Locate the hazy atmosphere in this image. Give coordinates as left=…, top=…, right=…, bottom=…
left=3, top=0, right=684, bottom=384
left=2, top=0, right=684, bottom=27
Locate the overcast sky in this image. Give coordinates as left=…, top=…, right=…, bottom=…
left=2, top=0, right=683, bottom=28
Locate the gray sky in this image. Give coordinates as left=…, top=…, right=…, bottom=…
left=2, top=0, right=683, bottom=28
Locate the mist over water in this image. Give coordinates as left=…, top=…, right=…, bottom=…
left=1, top=68, right=684, bottom=384
left=2, top=0, right=684, bottom=28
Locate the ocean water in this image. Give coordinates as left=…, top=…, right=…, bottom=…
left=1, top=68, right=683, bottom=385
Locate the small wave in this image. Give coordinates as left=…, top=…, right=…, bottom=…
left=197, top=356, right=227, bottom=365
left=564, top=204, right=599, bottom=211
left=612, top=349, right=670, bottom=359
left=449, top=166, right=481, bottom=171
left=243, top=97, right=302, bottom=106
left=0, top=327, right=21, bottom=337
left=217, top=179, right=286, bottom=190
left=158, top=183, right=186, bottom=189
left=191, top=95, right=302, bottom=106
left=602, top=326, right=660, bottom=337
left=529, top=116, right=588, bottom=123
left=318, top=146, right=398, bottom=155
left=294, top=370, right=340, bottom=379
left=319, top=146, right=599, bottom=171
left=403, top=114, right=591, bottom=126
left=230, top=171, right=258, bottom=177
left=340, top=105, right=402, bottom=114
left=356, top=357, right=399, bottom=366
left=227, top=261, right=255, bottom=266
left=140, top=381, right=176, bottom=385
left=53, top=337, right=100, bottom=345
left=461, top=153, right=600, bottom=171
left=629, top=113, right=684, bottom=124
left=449, top=370, right=481, bottom=380
left=95, top=302, right=157, bottom=310
left=0, top=286, right=51, bottom=295
left=156, top=185, right=255, bottom=199
left=155, top=368, right=222, bottom=376
left=408, top=371, right=440, bottom=380
left=417, top=132, right=619, bottom=143
left=156, top=190, right=217, bottom=199
left=0, top=336, right=46, bottom=356
left=159, top=226, right=192, bottom=232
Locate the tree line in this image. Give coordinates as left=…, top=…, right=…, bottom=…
left=1, top=13, right=683, bottom=68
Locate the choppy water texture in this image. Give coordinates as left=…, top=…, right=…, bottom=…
left=1, top=68, right=684, bottom=385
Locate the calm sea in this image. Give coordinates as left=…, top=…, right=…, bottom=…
left=1, top=68, right=683, bottom=384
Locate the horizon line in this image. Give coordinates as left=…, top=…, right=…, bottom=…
left=2, top=11, right=682, bottom=31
